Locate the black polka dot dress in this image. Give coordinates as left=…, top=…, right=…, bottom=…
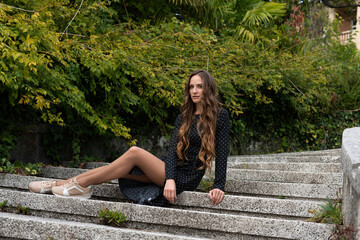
left=118, top=108, right=230, bottom=206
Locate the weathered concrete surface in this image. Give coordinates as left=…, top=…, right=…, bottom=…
left=84, top=161, right=109, bottom=169
left=229, top=149, right=340, bottom=159
left=341, top=127, right=360, bottom=239
left=0, top=212, right=207, bottom=240
left=0, top=173, right=341, bottom=200
left=42, top=166, right=343, bottom=186
left=341, top=127, right=360, bottom=192
left=225, top=180, right=341, bottom=199
left=0, top=177, right=323, bottom=218
left=0, top=190, right=333, bottom=240
left=227, top=162, right=341, bottom=173
left=228, top=154, right=340, bottom=163
left=227, top=169, right=342, bottom=184
left=176, top=191, right=322, bottom=218
left=0, top=149, right=343, bottom=239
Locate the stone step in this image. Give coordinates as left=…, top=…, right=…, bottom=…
left=241, top=149, right=340, bottom=157
left=0, top=212, right=206, bottom=240
left=0, top=185, right=323, bottom=220
left=1, top=173, right=341, bottom=201
left=82, top=151, right=341, bottom=170
left=174, top=191, right=323, bottom=218
left=83, top=161, right=109, bottom=169
left=42, top=165, right=342, bottom=186
left=225, top=180, right=341, bottom=199
left=35, top=167, right=342, bottom=199
left=79, top=149, right=340, bottom=170
left=0, top=189, right=333, bottom=240
left=227, top=169, right=342, bottom=184
left=0, top=148, right=341, bottom=240
left=227, top=162, right=341, bottom=173
left=227, top=155, right=340, bottom=163
left=0, top=173, right=340, bottom=217
left=39, top=166, right=342, bottom=200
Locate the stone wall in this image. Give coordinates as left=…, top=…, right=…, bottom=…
left=10, top=124, right=170, bottom=165
left=341, top=127, right=360, bottom=239
left=11, top=125, right=53, bottom=164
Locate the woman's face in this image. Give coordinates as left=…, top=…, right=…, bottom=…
left=189, top=74, right=204, bottom=104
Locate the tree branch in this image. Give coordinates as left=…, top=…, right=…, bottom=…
left=0, top=3, right=35, bottom=12
left=322, top=0, right=360, bottom=8
left=59, top=0, right=85, bottom=40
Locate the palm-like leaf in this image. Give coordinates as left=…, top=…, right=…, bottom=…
left=242, top=2, right=286, bottom=26
left=236, top=1, right=286, bottom=42
left=236, top=25, right=256, bottom=42
left=169, top=0, right=286, bottom=42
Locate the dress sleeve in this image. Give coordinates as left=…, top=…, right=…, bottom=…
left=213, top=108, right=230, bottom=191
left=164, top=114, right=182, bottom=180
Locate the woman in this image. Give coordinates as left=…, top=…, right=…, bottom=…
left=28, top=70, right=229, bottom=206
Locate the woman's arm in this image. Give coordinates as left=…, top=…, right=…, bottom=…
left=163, top=179, right=177, bottom=203
left=209, top=109, right=230, bottom=205
left=163, top=114, right=182, bottom=203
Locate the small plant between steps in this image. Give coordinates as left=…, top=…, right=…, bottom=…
left=98, top=208, right=127, bottom=227
left=307, top=191, right=358, bottom=239
left=0, top=158, right=43, bottom=176
left=16, top=204, right=31, bottom=215
left=0, top=200, right=7, bottom=211
left=0, top=200, right=31, bottom=215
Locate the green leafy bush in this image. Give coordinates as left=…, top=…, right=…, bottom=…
left=0, top=0, right=359, bottom=165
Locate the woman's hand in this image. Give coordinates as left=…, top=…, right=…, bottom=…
left=163, top=179, right=177, bottom=203
left=209, top=188, right=224, bottom=206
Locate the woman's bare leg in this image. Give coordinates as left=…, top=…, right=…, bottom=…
left=56, top=165, right=109, bottom=186
left=64, top=146, right=166, bottom=188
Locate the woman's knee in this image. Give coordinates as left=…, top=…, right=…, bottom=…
left=126, top=146, right=145, bottom=161
left=128, top=146, right=142, bottom=155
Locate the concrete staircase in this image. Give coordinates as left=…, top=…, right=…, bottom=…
left=0, top=149, right=342, bottom=239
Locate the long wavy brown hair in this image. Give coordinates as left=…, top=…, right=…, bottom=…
left=176, top=70, right=219, bottom=171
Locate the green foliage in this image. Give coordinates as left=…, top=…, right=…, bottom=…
left=170, top=0, right=286, bottom=42
left=0, top=0, right=359, bottom=164
left=0, top=158, right=43, bottom=175
left=98, top=208, right=127, bottom=227
left=0, top=0, right=131, bottom=139
left=20, top=162, right=43, bottom=175
left=308, top=196, right=343, bottom=224
left=0, top=158, right=15, bottom=173
left=307, top=192, right=358, bottom=239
